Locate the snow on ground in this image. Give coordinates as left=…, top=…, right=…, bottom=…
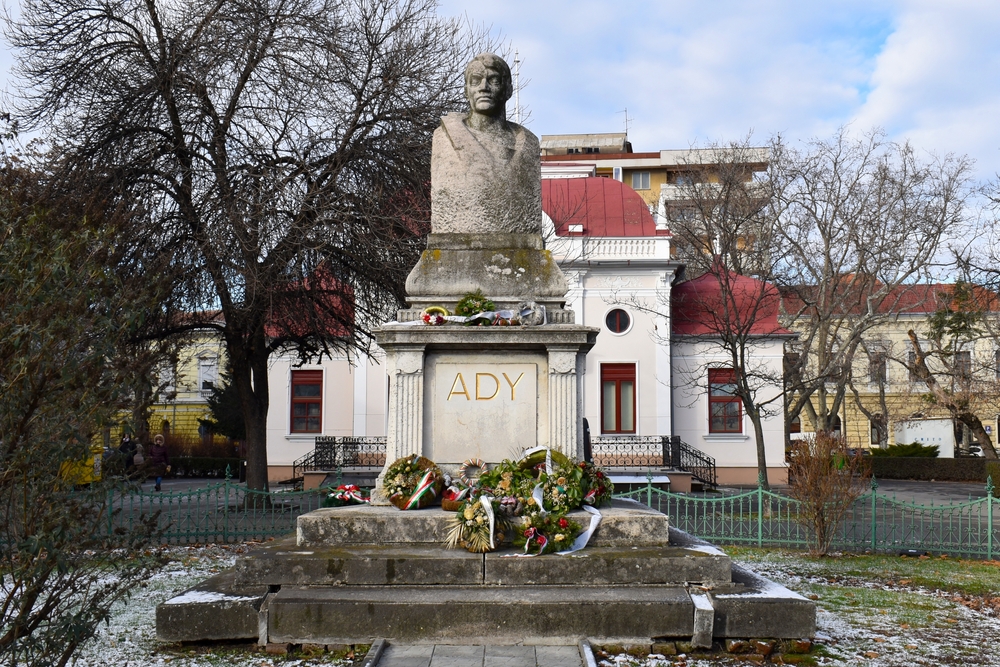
left=69, top=543, right=350, bottom=667
left=67, top=543, right=1000, bottom=666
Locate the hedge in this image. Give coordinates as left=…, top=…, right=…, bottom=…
left=170, top=457, right=243, bottom=478
left=868, top=457, right=986, bottom=482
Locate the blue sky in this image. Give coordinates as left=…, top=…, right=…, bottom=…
left=2, top=0, right=999, bottom=180
left=438, top=0, right=1000, bottom=181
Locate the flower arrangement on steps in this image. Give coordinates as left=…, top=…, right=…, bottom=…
left=444, top=447, right=614, bottom=555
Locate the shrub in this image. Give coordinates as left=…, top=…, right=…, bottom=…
left=787, top=433, right=871, bottom=557
left=869, top=457, right=985, bottom=481
left=987, top=461, right=1000, bottom=497
left=869, top=442, right=940, bottom=457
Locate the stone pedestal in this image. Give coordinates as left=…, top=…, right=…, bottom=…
left=373, top=323, right=597, bottom=498
left=403, top=234, right=570, bottom=319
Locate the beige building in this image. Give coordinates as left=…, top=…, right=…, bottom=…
left=786, top=285, right=1000, bottom=454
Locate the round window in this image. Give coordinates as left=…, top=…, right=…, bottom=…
left=605, top=308, right=631, bottom=334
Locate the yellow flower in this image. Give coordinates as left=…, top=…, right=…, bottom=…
left=557, top=477, right=567, bottom=486
left=527, top=497, right=535, bottom=506
left=554, top=534, right=565, bottom=541
left=463, top=507, right=475, bottom=520
left=476, top=516, right=484, bottom=524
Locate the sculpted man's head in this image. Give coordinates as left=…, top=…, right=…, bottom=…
left=464, top=53, right=513, bottom=119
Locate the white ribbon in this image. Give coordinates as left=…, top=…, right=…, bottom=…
left=557, top=506, right=602, bottom=555
left=531, top=483, right=547, bottom=516
left=481, top=496, right=497, bottom=550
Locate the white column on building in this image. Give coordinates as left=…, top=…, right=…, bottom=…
left=352, top=351, right=369, bottom=436
left=374, top=344, right=425, bottom=504
left=655, top=270, right=673, bottom=436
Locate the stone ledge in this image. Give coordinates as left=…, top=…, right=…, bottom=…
left=295, top=500, right=669, bottom=548
left=267, top=584, right=695, bottom=645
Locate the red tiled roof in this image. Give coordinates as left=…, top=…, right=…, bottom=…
left=673, top=266, right=793, bottom=337
left=265, top=267, right=353, bottom=339
left=780, top=282, right=1000, bottom=317
left=542, top=177, right=667, bottom=237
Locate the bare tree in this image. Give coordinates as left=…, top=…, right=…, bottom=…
left=774, top=128, right=973, bottom=440
left=7, top=0, right=490, bottom=490
left=664, top=138, right=787, bottom=488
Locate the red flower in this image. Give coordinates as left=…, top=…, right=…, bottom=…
left=558, top=518, right=569, bottom=529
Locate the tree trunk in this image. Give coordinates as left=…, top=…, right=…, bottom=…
left=747, top=404, right=770, bottom=490
left=230, top=326, right=273, bottom=491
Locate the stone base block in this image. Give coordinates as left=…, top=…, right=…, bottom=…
left=156, top=571, right=267, bottom=642
left=267, top=585, right=695, bottom=645
left=235, top=540, right=730, bottom=588
left=709, top=564, right=817, bottom=639
left=236, top=540, right=485, bottom=587
left=483, top=546, right=731, bottom=586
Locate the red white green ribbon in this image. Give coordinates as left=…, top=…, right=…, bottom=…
left=331, top=484, right=369, bottom=504
left=404, top=470, right=437, bottom=509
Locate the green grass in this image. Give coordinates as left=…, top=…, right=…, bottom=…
left=728, top=546, right=1000, bottom=597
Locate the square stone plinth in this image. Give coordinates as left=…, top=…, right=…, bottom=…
left=295, top=499, right=668, bottom=548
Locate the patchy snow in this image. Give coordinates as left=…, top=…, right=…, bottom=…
left=682, top=544, right=727, bottom=557
left=66, top=543, right=352, bottom=667
left=161, top=589, right=263, bottom=605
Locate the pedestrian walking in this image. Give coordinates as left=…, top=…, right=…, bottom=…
left=149, top=434, right=171, bottom=491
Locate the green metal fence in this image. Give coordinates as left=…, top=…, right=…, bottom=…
left=106, top=477, right=328, bottom=544
left=615, top=475, right=1000, bottom=559
left=106, top=472, right=1000, bottom=558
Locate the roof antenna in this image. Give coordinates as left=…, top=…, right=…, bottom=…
left=619, top=108, right=632, bottom=137
left=513, top=50, right=522, bottom=125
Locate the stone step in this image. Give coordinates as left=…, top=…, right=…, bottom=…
left=236, top=540, right=731, bottom=588
left=267, top=584, right=696, bottom=645
left=296, top=499, right=669, bottom=548
left=373, top=642, right=585, bottom=667
left=156, top=571, right=267, bottom=643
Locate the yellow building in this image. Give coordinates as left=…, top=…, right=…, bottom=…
left=148, top=327, right=227, bottom=444
left=786, top=284, right=1000, bottom=453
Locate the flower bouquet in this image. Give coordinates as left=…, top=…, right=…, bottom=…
left=455, top=289, right=496, bottom=326
left=421, top=306, right=448, bottom=326
left=445, top=496, right=512, bottom=553
left=514, top=505, right=583, bottom=555
left=384, top=455, right=444, bottom=510
left=579, top=461, right=615, bottom=507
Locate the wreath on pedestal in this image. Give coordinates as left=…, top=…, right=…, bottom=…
left=384, top=455, right=444, bottom=510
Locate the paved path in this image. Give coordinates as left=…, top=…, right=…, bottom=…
left=373, top=644, right=584, bottom=667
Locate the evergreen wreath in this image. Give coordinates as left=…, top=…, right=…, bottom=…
left=383, top=455, right=443, bottom=510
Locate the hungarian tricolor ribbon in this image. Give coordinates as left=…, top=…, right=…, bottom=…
left=523, top=526, right=548, bottom=555
left=332, top=484, right=369, bottom=504
left=403, top=470, right=437, bottom=509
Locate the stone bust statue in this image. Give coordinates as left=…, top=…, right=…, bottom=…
left=430, top=53, right=542, bottom=235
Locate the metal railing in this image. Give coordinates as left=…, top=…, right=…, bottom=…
left=105, top=474, right=328, bottom=544
left=615, top=475, right=1000, bottom=560
left=292, top=436, right=387, bottom=480
left=591, top=435, right=717, bottom=488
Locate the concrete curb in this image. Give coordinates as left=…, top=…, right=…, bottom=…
left=361, top=638, right=387, bottom=667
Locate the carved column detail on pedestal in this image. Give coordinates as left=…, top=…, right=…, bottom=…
left=374, top=345, right=425, bottom=504
left=547, top=346, right=581, bottom=460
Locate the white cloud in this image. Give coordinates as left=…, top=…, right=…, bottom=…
left=438, top=0, right=1000, bottom=179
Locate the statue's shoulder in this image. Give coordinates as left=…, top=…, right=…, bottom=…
left=509, top=121, right=540, bottom=153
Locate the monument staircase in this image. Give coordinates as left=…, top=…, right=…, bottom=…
left=157, top=500, right=814, bottom=647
